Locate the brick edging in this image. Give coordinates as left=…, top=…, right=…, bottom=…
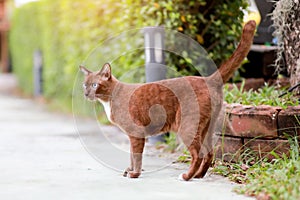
left=214, top=103, right=300, bottom=161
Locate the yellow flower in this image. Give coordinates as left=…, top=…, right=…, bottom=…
left=196, top=34, right=204, bottom=44
left=181, top=15, right=186, bottom=23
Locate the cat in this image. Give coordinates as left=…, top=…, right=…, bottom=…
left=80, top=20, right=256, bottom=181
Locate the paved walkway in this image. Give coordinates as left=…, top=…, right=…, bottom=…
left=0, top=74, right=253, bottom=200
left=0, top=73, right=18, bottom=94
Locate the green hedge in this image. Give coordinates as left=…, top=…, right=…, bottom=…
left=9, top=2, right=43, bottom=94
left=10, top=0, right=124, bottom=110
left=9, top=0, right=246, bottom=111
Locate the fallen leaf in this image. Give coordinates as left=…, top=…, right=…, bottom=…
left=241, top=163, right=250, bottom=171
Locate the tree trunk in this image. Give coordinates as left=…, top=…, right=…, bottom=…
left=283, top=1, right=300, bottom=94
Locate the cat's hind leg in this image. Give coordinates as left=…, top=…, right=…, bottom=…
left=178, top=142, right=202, bottom=181
left=194, top=150, right=213, bottom=178
left=194, top=130, right=214, bottom=178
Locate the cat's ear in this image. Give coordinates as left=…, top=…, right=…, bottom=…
left=79, top=65, right=91, bottom=76
left=98, top=63, right=111, bottom=80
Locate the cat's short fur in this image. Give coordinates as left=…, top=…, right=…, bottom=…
left=80, top=21, right=256, bottom=181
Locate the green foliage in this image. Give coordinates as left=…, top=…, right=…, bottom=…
left=123, top=0, right=248, bottom=68
left=9, top=0, right=247, bottom=111
left=213, top=136, right=300, bottom=199
left=10, top=0, right=124, bottom=111
left=224, top=81, right=299, bottom=108
left=9, top=2, right=43, bottom=94
left=176, top=149, right=191, bottom=164
left=158, top=133, right=191, bottom=163
left=239, top=137, right=300, bottom=199
left=163, top=132, right=178, bottom=153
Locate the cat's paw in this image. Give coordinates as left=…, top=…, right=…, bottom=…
left=123, top=168, right=141, bottom=178
left=178, top=173, right=188, bottom=181
left=123, top=170, right=128, bottom=177
left=123, top=167, right=132, bottom=177
left=128, top=171, right=141, bottom=178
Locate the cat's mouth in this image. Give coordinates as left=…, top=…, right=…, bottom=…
left=84, top=94, right=110, bottom=102
left=84, top=95, right=97, bottom=102
left=84, top=94, right=105, bottom=102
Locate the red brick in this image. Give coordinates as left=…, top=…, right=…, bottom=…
left=278, top=105, right=300, bottom=137
left=214, top=136, right=243, bottom=162
left=225, top=104, right=279, bottom=138
left=244, top=138, right=290, bottom=161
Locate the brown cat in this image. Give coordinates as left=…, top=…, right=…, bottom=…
left=80, top=21, right=256, bottom=181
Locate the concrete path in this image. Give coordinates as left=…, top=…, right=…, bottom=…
left=0, top=77, right=253, bottom=200
left=0, top=73, right=18, bottom=94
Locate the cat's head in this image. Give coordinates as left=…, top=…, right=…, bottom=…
left=79, top=63, right=113, bottom=102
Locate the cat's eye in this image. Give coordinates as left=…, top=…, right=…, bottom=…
left=83, top=83, right=87, bottom=89
left=92, top=83, right=98, bottom=89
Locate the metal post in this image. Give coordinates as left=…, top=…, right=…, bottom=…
left=33, top=50, right=43, bottom=97
left=144, top=27, right=168, bottom=144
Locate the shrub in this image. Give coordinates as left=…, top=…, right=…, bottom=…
left=123, top=0, right=248, bottom=69
left=9, top=2, right=43, bottom=94
left=9, top=0, right=247, bottom=111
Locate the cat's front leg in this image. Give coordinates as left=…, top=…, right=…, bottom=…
left=125, top=136, right=145, bottom=178
left=123, top=153, right=134, bottom=177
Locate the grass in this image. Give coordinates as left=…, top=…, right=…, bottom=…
left=239, top=136, right=300, bottom=199
left=212, top=147, right=257, bottom=184
left=212, top=136, right=300, bottom=200
left=157, top=133, right=192, bottom=163
left=223, top=80, right=299, bottom=108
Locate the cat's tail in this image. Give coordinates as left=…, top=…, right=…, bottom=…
left=210, top=20, right=256, bottom=83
